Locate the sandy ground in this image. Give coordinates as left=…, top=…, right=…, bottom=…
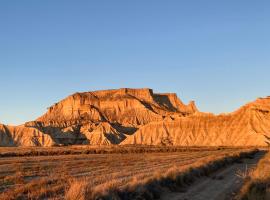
left=161, top=151, right=265, bottom=200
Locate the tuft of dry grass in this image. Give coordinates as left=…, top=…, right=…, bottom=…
left=65, top=179, right=91, bottom=200
left=237, top=150, right=270, bottom=200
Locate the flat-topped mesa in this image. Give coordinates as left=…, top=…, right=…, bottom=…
left=35, top=88, right=197, bottom=127
left=3, top=90, right=270, bottom=147
left=19, top=88, right=199, bottom=146
left=92, top=88, right=155, bottom=102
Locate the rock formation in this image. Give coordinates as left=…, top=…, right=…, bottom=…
left=123, top=97, right=270, bottom=146
left=0, top=88, right=270, bottom=147
left=0, top=124, right=54, bottom=146
left=1, top=88, right=197, bottom=146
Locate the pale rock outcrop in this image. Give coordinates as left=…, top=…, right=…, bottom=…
left=153, top=93, right=198, bottom=115
left=0, top=124, right=55, bottom=147
left=81, top=122, right=126, bottom=145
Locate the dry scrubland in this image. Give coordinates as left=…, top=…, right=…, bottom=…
left=0, top=145, right=232, bottom=157
left=238, top=150, right=270, bottom=200
left=0, top=146, right=258, bottom=200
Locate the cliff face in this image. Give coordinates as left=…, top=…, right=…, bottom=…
left=1, top=88, right=269, bottom=147
left=3, top=88, right=196, bottom=146
left=35, top=88, right=197, bottom=127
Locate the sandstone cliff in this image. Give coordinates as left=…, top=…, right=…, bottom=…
left=1, top=88, right=269, bottom=147
left=35, top=88, right=197, bottom=127
left=4, top=88, right=197, bottom=146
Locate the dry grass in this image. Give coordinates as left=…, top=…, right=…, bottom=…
left=0, top=145, right=240, bottom=157
left=65, top=149, right=259, bottom=200
left=0, top=146, right=258, bottom=200
left=65, top=179, right=92, bottom=200
left=237, top=150, right=270, bottom=200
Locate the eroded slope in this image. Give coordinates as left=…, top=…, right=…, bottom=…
left=123, top=97, right=270, bottom=146
left=0, top=124, right=54, bottom=147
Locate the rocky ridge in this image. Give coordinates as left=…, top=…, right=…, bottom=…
left=0, top=88, right=269, bottom=146
left=123, top=97, right=270, bottom=146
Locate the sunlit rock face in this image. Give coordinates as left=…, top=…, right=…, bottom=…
left=122, top=97, right=270, bottom=146
left=35, top=88, right=197, bottom=127
left=1, top=88, right=269, bottom=147
left=1, top=88, right=196, bottom=146
left=0, top=124, right=55, bottom=147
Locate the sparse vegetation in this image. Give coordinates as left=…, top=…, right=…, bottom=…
left=0, top=147, right=258, bottom=200
left=237, top=150, right=270, bottom=200
left=0, top=145, right=246, bottom=157
left=65, top=149, right=258, bottom=200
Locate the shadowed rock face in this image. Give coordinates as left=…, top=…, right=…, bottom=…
left=0, top=88, right=197, bottom=146
left=1, top=88, right=270, bottom=147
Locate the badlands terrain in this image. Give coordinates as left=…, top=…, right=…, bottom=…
left=0, top=88, right=270, bottom=147
left=0, top=88, right=269, bottom=199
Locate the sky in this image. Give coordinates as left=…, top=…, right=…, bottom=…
left=0, top=0, right=269, bottom=125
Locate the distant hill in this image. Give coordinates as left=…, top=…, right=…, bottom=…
left=0, top=88, right=269, bottom=146
left=123, top=97, right=270, bottom=146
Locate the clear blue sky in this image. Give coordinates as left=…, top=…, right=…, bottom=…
left=0, top=0, right=269, bottom=125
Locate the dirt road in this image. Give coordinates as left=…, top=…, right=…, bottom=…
left=161, top=151, right=265, bottom=200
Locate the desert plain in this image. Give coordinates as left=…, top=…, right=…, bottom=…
left=0, top=88, right=269, bottom=200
